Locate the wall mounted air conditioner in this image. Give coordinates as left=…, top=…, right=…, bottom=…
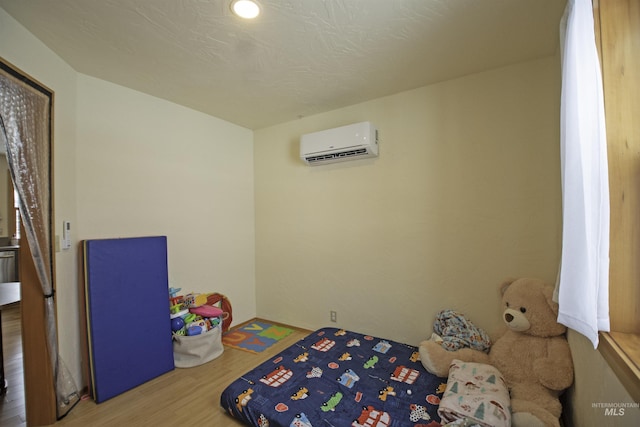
left=300, top=121, right=378, bottom=166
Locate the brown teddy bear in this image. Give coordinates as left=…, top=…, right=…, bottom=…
left=419, top=278, right=573, bottom=427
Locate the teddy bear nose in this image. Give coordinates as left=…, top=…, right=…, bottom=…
left=505, top=313, right=514, bottom=323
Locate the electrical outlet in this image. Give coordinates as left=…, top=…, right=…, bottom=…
left=330, top=311, right=337, bottom=322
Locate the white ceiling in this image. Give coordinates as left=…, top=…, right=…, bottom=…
left=0, top=0, right=566, bottom=130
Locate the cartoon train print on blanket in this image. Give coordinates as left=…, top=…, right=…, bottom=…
left=221, top=327, right=447, bottom=427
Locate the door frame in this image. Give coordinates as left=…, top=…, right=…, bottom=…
left=1, top=57, right=57, bottom=426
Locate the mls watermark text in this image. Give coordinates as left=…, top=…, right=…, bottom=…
left=592, top=402, right=639, bottom=416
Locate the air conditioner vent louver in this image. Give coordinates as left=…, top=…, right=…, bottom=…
left=305, top=148, right=368, bottom=164
left=300, top=122, right=378, bottom=166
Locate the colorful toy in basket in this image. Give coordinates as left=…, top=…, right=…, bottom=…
left=206, top=293, right=233, bottom=333
left=171, top=317, right=185, bottom=331
left=168, top=287, right=182, bottom=298
left=168, top=289, right=232, bottom=338
left=189, top=304, right=224, bottom=318
left=184, top=293, right=208, bottom=308
left=186, top=319, right=208, bottom=336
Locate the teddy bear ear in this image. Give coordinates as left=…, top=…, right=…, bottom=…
left=499, top=278, right=516, bottom=296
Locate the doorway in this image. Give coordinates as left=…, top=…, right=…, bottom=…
left=0, top=58, right=58, bottom=425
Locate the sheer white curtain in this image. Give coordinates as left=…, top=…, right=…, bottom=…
left=556, top=0, right=610, bottom=349
left=0, top=65, right=79, bottom=418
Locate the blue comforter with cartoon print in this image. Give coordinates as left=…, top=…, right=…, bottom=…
left=220, top=327, right=447, bottom=427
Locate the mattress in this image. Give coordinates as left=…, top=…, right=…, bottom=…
left=221, top=327, right=447, bottom=426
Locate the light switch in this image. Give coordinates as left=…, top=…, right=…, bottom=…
left=62, top=221, right=71, bottom=250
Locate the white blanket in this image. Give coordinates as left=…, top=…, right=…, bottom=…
left=438, top=359, right=511, bottom=427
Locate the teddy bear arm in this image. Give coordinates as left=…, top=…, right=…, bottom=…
left=490, top=327, right=506, bottom=342
left=534, top=338, right=574, bottom=391
left=419, top=340, right=490, bottom=377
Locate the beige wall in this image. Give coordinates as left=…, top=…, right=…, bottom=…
left=1, top=6, right=256, bottom=389
left=75, top=74, right=256, bottom=331
left=255, top=56, right=563, bottom=345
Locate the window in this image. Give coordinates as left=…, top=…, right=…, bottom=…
left=594, top=0, right=640, bottom=402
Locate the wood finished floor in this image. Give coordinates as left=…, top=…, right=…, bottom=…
left=0, top=312, right=309, bottom=427
left=0, top=303, right=25, bottom=427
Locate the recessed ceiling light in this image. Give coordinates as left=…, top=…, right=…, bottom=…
left=230, top=0, right=260, bottom=19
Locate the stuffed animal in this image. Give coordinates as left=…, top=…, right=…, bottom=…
left=419, top=278, right=573, bottom=427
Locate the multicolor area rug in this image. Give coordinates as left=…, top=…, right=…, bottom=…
left=222, top=321, right=294, bottom=354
